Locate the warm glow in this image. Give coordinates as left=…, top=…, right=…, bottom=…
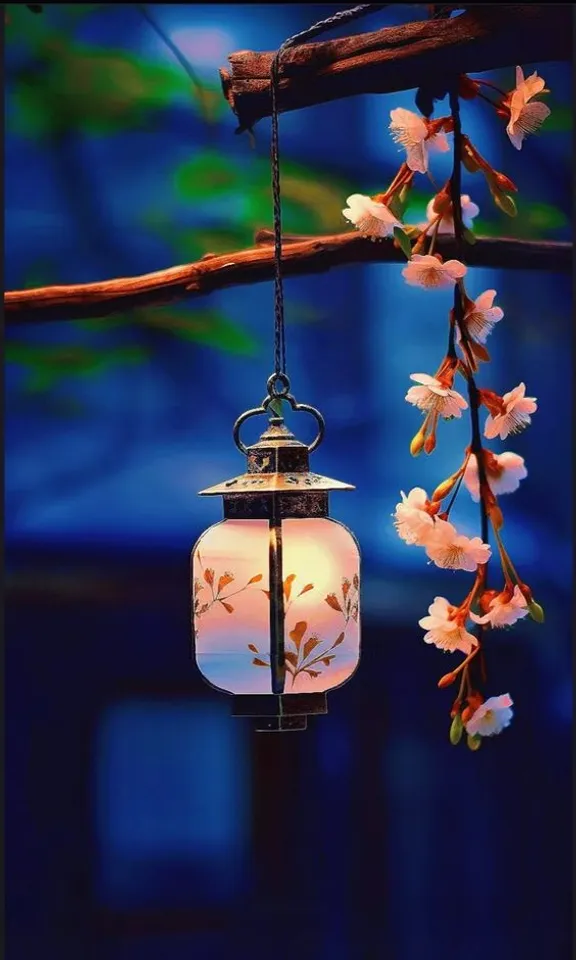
left=192, top=517, right=360, bottom=696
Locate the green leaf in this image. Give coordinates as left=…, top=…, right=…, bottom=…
left=393, top=226, right=413, bottom=260
left=491, top=191, right=517, bottom=218
left=449, top=714, right=463, bottom=745
left=388, top=182, right=412, bottom=220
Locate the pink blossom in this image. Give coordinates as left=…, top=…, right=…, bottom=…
left=406, top=373, right=468, bottom=420
left=458, top=289, right=504, bottom=344
left=402, top=254, right=467, bottom=289
left=484, top=382, right=537, bottom=440
left=424, top=518, right=491, bottom=572
left=463, top=451, right=527, bottom=502
left=470, top=586, right=528, bottom=628
left=418, top=596, right=478, bottom=654
left=422, top=194, right=480, bottom=234
left=393, top=487, right=435, bottom=545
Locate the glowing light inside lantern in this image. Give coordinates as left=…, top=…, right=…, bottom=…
left=193, top=518, right=360, bottom=696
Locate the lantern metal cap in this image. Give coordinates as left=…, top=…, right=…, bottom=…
left=199, top=470, right=354, bottom=496
left=199, top=374, right=355, bottom=496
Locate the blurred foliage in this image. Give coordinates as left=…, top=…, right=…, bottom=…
left=9, top=39, right=222, bottom=138
left=5, top=342, right=148, bottom=393
left=81, top=307, right=259, bottom=355
left=4, top=2, right=571, bottom=402
left=143, top=148, right=356, bottom=263
left=475, top=201, right=568, bottom=239
left=540, top=103, right=572, bottom=133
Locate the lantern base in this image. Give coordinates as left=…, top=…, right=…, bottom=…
left=232, top=693, right=328, bottom=733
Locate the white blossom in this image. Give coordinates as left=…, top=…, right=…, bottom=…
left=389, top=107, right=450, bottom=173
left=393, top=487, right=435, bottom=545
left=506, top=66, right=551, bottom=150
left=465, top=694, right=514, bottom=736
left=342, top=193, right=400, bottom=239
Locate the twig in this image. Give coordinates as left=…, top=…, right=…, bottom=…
left=219, top=5, right=571, bottom=131
left=5, top=233, right=570, bottom=327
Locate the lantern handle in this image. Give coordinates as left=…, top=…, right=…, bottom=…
left=233, top=375, right=325, bottom=455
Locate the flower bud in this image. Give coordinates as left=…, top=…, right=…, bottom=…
left=491, top=170, right=517, bottom=193
left=410, top=429, right=426, bottom=457
left=527, top=600, right=545, bottom=623
left=438, top=671, right=457, bottom=689
left=449, top=714, right=463, bottom=745
left=432, top=473, right=461, bottom=502
left=424, top=433, right=436, bottom=455
left=467, top=734, right=482, bottom=752
left=461, top=705, right=474, bottom=724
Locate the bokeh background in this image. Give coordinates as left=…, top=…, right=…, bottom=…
left=4, top=4, right=572, bottom=960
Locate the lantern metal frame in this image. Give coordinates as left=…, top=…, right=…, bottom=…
left=192, top=373, right=360, bottom=732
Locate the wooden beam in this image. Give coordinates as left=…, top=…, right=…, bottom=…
left=5, top=232, right=571, bottom=327
left=220, top=5, right=572, bottom=131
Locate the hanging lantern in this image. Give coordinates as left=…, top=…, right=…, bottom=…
left=191, top=375, right=361, bottom=731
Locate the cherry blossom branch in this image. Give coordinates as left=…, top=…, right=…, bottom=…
left=4, top=233, right=570, bottom=327
left=448, top=86, right=490, bottom=546
left=219, top=5, right=571, bottom=131
left=448, top=82, right=491, bottom=701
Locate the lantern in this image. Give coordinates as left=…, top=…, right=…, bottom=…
left=191, top=375, right=361, bottom=731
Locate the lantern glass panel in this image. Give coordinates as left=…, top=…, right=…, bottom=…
left=192, top=517, right=360, bottom=696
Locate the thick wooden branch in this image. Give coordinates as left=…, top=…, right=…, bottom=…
left=4, top=233, right=571, bottom=326
left=220, top=5, right=572, bottom=130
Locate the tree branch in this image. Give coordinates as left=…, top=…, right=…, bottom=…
left=4, top=233, right=570, bottom=326
left=220, top=5, right=571, bottom=131
left=5, top=232, right=572, bottom=327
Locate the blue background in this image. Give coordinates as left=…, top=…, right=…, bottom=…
left=4, top=5, right=572, bottom=960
